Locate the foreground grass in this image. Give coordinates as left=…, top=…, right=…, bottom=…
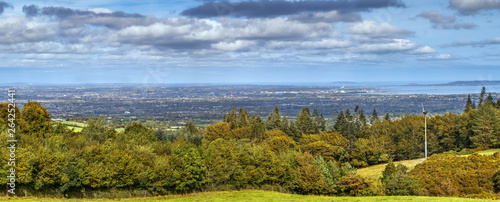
left=0, top=190, right=491, bottom=201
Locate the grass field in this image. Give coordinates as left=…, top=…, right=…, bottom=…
left=55, top=121, right=126, bottom=133
left=357, top=158, right=425, bottom=181
left=0, top=190, right=491, bottom=201
left=58, top=121, right=86, bottom=132
left=473, top=148, right=500, bottom=156
left=61, top=121, right=87, bottom=128
left=358, top=148, right=500, bottom=182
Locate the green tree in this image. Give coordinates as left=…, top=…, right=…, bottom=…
left=288, top=121, right=301, bottom=142
left=334, top=110, right=346, bottom=134
left=238, top=108, right=250, bottom=128
left=81, top=117, right=108, bottom=144
left=479, top=86, right=486, bottom=106
left=312, top=109, right=326, bottom=133
left=384, top=113, right=391, bottom=121
left=250, top=115, right=265, bottom=141
left=124, top=121, right=156, bottom=144
left=296, top=107, right=315, bottom=134
left=381, top=162, right=420, bottom=196
left=464, top=94, right=475, bottom=113
left=471, top=103, right=500, bottom=148
left=224, top=106, right=238, bottom=129
left=370, top=109, right=379, bottom=124
left=486, top=93, right=494, bottom=105
left=183, top=120, right=199, bottom=135
left=265, top=105, right=282, bottom=131
left=280, top=114, right=289, bottom=134
left=459, top=109, right=476, bottom=149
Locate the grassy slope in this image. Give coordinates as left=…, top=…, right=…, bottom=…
left=471, top=148, right=500, bottom=156
left=61, top=121, right=87, bottom=128
left=0, top=191, right=491, bottom=201
left=357, top=148, right=500, bottom=187
left=357, top=158, right=425, bottom=181
left=56, top=121, right=126, bottom=132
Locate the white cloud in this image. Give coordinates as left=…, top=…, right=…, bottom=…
left=0, top=17, right=58, bottom=44
left=419, top=53, right=453, bottom=60
left=82, top=8, right=113, bottom=14
left=436, top=53, right=452, bottom=59
left=354, top=39, right=418, bottom=53
left=212, top=40, right=257, bottom=51
left=348, top=20, right=412, bottom=38
left=0, top=7, right=437, bottom=68
left=113, top=17, right=338, bottom=50
left=412, top=46, right=436, bottom=54
left=267, top=39, right=351, bottom=50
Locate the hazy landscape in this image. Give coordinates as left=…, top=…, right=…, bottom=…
left=2, top=0, right=500, bottom=201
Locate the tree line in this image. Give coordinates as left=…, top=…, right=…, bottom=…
left=0, top=87, right=499, bottom=198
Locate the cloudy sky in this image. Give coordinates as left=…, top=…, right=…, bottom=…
left=0, top=0, right=499, bottom=84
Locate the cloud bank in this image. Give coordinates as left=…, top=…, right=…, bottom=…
left=417, top=11, right=476, bottom=29
left=449, top=0, right=500, bottom=15
left=181, top=0, right=405, bottom=18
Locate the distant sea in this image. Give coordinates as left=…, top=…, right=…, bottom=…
left=377, top=85, right=500, bottom=95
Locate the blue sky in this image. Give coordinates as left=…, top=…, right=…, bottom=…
left=0, top=0, right=499, bottom=84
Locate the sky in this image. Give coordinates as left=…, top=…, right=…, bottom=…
left=0, top=0, right=499, bottom=84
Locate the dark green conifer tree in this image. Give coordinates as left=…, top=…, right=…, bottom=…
left=318, top=113, right=326, bottom=132
left=312, top=109, right=319, bottom=133
left=265, top=105, right=282, bottom=131
left=184, top=120, right=198, bottom=134
left=384, top=113, right=391, bottom=121
left=288, top=121, right=301, bottom=142
left=334, top=110, right=346, bottom=133
left=280, top=114, right=289, bottom=133
left=479, top=86, right=486, bottom=106
left=238, top=107, right=249, bottom=128
left=370, top=109, right=379, bottom=124
left=296, top=107, right=315, bottom=134
left=358, top=109, right=366, bottom=127
left=486, top=93, right=494, bottom=105
left=464, top=94, right=474, bottom=113
left=250, top=114, right=265, bottom=141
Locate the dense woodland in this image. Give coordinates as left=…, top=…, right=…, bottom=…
left=1, top=87, right=500, bottom=198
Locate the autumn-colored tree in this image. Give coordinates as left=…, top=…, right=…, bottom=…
left=20, top=100, right=53, bottom=137
left=266, top=131, right=296, bottom=153
left=205, top=122, right=231, bottom=141
left=0, top=102, right=21, bottom=129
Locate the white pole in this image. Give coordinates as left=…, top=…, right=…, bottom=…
left=424, top=114, right=427, bottom=161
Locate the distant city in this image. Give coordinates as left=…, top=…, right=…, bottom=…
left=3, top=81, right=498, bottom=123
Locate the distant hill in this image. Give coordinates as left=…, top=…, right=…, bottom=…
left=435, top=80, right=500, bottom=86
